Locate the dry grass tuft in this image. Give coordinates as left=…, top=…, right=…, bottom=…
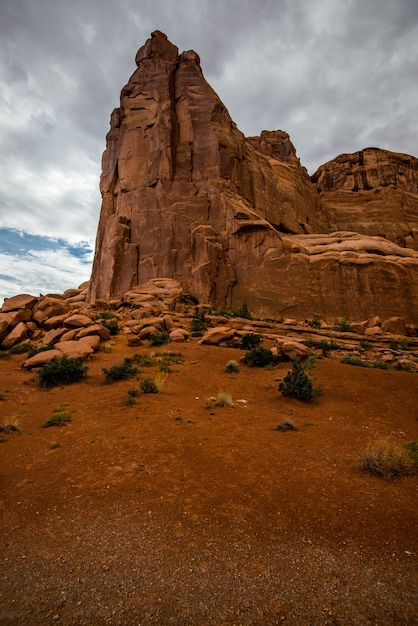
left=360, top=438, right=417, bottom=479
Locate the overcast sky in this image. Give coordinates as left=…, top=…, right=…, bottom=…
left=1, top=0, right=417, bottom=304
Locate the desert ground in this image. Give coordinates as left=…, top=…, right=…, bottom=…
left=0, top=326, right=417, bottom=625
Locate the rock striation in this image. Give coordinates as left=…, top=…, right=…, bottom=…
left=88, top=31, right=418, bottom=324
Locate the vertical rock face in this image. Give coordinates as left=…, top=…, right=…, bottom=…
left=89, top=31, right=418, bottom=324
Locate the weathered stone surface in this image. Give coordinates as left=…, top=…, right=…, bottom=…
left=365, top=326, right=382, bottom=336
left=55, top=340, right=94, bottom=359
left=1, top=322, right=29, bottom=349
left=276, top=338, right=310, bottom=360
left=169, top=328, right=189, bottom=342
left=87, top=31, right=418, bottom=325
left=43, top=328, right=69, bottom=345
left=43, top=314, right=69, bottom=330
left=1, top=294, right=38, bottom=313
left=122, top=279, right=183, bottom=312
left=76, top=324, right=111, bottom=341
left=22, top=349, right=63, bottom=369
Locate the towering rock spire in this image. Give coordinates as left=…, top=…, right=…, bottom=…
left=88, top=32, right=418, bottom=324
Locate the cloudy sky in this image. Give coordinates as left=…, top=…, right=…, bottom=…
left=1, top=0, right=417, bottom=304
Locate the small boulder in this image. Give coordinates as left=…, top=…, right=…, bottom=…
left=169, top=328, right=189, bottom=342
left=43, top=328, right=69, bottom=345
left=1, top=322, right=29, bottom=350
left=276, top=338, right=310, bottom=360
left=381, top=317, right=407, bottom=336
left=199, top=326, right=235, bottom=345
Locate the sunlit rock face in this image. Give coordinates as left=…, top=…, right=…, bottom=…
left=88, top=31, right=418, bottom=324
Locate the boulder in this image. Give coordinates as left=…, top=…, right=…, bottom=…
left=76, top=324, right=111, bottom=341
left=1, top=294, right=38, bottom=313
left=64, top=314, right=95, bottom=328
left=1, top=322, right=29, bottom=349
left=43, top=328, right=69, bottom=345
left=365, top=326, right=382, bottom=336
left=55, top=340, right=94, bottom=359
left=23, top=349, right=63, bottom=369
left=381, top=317, right=407, bottom=336
left=276, top=338, right=310, bottom=360
left=43, top=314, right=69, bottom=330
left=32, top=297, right=69, bottom=325
left=199, top=326, right=236, bottom=345
left=169, top=328, right=189, bottom=342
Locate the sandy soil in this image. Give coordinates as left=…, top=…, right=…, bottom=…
left=0, top=332, right=417, bottom=625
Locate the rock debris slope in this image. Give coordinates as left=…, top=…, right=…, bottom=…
left=88, top=31, right=418, bottom=324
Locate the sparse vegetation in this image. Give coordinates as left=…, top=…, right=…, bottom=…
left=359, top=339, right=372, bottom=350
left=0, top=418, right=21, bottom=436
left=212, top=303, right=252, bottom=320
left=216, top=392, right=233, bottom=407
left=154, top=371, right=169, bottom=391
left=38, top=356, right=88, bottom=388
left=149, top=332, right=170, bottom=347
left=307, top=318, right=321, bottom=329
left=27, top=343, right=54, bottom=358
left=275, top=420, right=298, bottom=431
left=225, top=360, right=240, bottom=374
left=359, top=438, right=417, bottom=479
left=140, top=378, right=159, bottom=394
left=304, top=339, right=340, bottom=357
left=240, top=332, right=262, bottom=350
left=8, top=342, right=32, bottom=355
left=373, top=361, right=389, bottom=370
left=278, top=357, right=321, bottom=402
left=101, top=320, right=120, bottom=336
left=334, top=318, right=354, bottom=333
left=50, top=443, right=61, bottom=449
left=102, top=358, right=138, bottom=383
left=95, top=311, right=120, bottom=321
left=405, top=440, right=418, bottom=462
left=340, top=354, right=370, bottom=367
left=43, top=411, right=72, bottom=428
left=389, top=339, right=408, bottom=351
left=190, top=311, right=207, bottom=337
left=244, top=347, right=277, bottom=368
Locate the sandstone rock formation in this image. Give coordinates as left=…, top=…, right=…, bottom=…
left=83, top=31, right=418, bottom=325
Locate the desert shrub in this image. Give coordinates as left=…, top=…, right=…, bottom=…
left=158, top=359, right=171, bottom=373
left=216, top=392, right=233, bottom=407
left=360, top=438, right=417, bottom=478
left=275, top=420, right=298, bottom=431
left=102, top=358, right=138, bottom=383
left=154, top=372, right=168, bottom=391
left=334, top=318, right=354, bottom=333
left=225, top=360, right=240, bottom=374
left=101, top=320, right=119, bottom=335
left=373, top=361, right=389, bottom=370
left=38, top=356, right=88, bottom=388
left=359, top=339, right=372, bottom=350
left=140, top=378, right=158, bottom=394
left=190, top=311, right=207, bottom=336
left=340, top=354, right=370, bottom=367
left=132, top=353, right=154, bottom=367
left=149, top=332, right=169, bottom=347
left=95, top=311, right=120, bottom=321
left=307, top=318, right=321, bottom=329
left=231, top=303, right=252, bottom=320
left=125, top=395, right=137, bottom=407
left=27, top=343, right=54, bottom=358
left=394, top=362, right=413, bottom=372
left=304, top=339, right=340, bottom=357
left=278, top=357, right=321, bottom=402
left=8, top=342, right=32, bottom=355
left=43, top=411, right=72, bottom=428
left=244, top=347, right=276, bottom=368
left=0, top=422, right=20, bottom=435
left=405, top=440, right=418, bottom=462
left=240, top=332, right=262, bottom=350
left=390, top=339, right=408, bottom=351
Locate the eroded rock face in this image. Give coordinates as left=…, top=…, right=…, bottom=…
left=88, top=31, right=418, bottom=324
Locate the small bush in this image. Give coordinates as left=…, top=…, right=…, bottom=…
left=149, top=332, right=169, bottom=347
left=8, top=342, right=32, bottom=355
left=140, top=378, right=158, bottom=394
left=359, top=339, right=372, bottom=350
left=244, top=347, right=276, bottom=368
left=133, top=353, right=154, bottom=367
left=275, top=420, right=298, bottom=432
left=307, top=318, right=321, bottom=329
left=373, top=361, right=389, bottom=370
left=340, top=354, right=370, bottom=367
left=38, top=356, right=88, bottom=388
left=0, top=422, right=20, bottom=436
left=278, top=357, right=321, bottom=402
left=360, top=438, right=417, bottom=478
left=95, top=311, right=120, bottom=321
left=191, top=311, right=207, bottom=336
left=102, top=358, right=138, bottom=383
left=240, top=333, right=262, bottom=350
left=304, top=339, right=340, bottom=357
left=216, top=392, right=233, bottom=407
left=102, top=320, right=119, bottom=336
left=389, top=339, right=408, bottom=351
left=225, top=360, right=240, bottom=374
left=405, top=440, right=418, bottom=462
left=43, top=411, right=72, bottom=428
left=231, top=303, right=252, bottom=320
left=50, top=443, right=61, bottom=449
left=125, top=395, right=137, bottom=407
left=334, top=318, right=354, bottom=333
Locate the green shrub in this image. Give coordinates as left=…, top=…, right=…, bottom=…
left=334, top=318, right=354, bottom=333
left=38, top=356, right=88, bottom=388
left=95, top=311, right=120, bottom=321
left=231, top=303, right=252, bottom=320
left=43, top=411, right=72, bottom=428
left=240, top=332, right=262, bottom=350
left=244, top=347, right=276, bottom=368
left=390, top=339, right=408, bottom=351
left=307, top=318, right=321, bottom=329
left=101, top=320, right=119, bottom=336
left=340, top=354, right=370, bottom=367
left=149, top=332, right=169, bottom=346
left=102, top=358, right=138, bottom=383
left=190, top=311, right=207, bottom=336
left=225, top=360, right=240, bottom=374
left=132, top=353, right=154, bottom=367
left=304, top=339, right=340, bottom=356
left=359, top=339, right=372, bottom=350
left=140, top=378, right=159, bottom=394
left=373, top=361, right=389, bottom=370
left=8, top=342, right=32, bottom=355
left=125, top=395, right=137, bottom=407
left=405, top=440, right=418, bottom=462
left=275, top=420, right=298, bottom=431
left=360, top=438, right=417, bottom=478
left=278, top=357, right=321, bottom=402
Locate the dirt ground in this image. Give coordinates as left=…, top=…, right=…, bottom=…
left=0, top=332, right=417, bottom=625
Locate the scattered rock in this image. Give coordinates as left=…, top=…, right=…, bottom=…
left=1, top=294, right=38, bottom=313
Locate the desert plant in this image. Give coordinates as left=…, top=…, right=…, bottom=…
left=0, top=416, right=20, bottom=435
left=102, top=358, right=138, bottom=383
left=27, top=343, right=54, bottom=358
left=340, top=354, right=370, bottom=367
left=359, top=438, right=417, bottom=478
left=101, top=319, right=119, bottom=335
left=244, top=347, right=276, bottom=368
left=190, top=311, right=207, bottom=336
left=275, top=420, right=298, bottom=431
left=240, top=332, right=262, bottom=350
left=154, top=371, right=168, bottom=391
left=389, top=339, right=408, bottom=351
left=50, top=443, right=61, bottom=449
left=125, top=395, right=137, bottom=407
left=38, top=356, right=88, bottom=388
left=43, top=411, right=72, bottom=428
left=334, top=317, right=354, bottom=333
left=304, top=339, right=340, bottom=357
left=373, top=361, right=389, bottom=370
left=216, top=392, right=233, bottom=407
left=149, top=332, right=170, bottom=347
left=8, top=342, right=32, bottom=355
left=394, top=361, right=413, bottom=372
left=140, top=378, right=159, bottom=393
left=231, top=303, right=252, bottom=320
left=278, top=357, right=321, bottom=402
left=405, top=440, right=418, bottom=462
left=225, top=360, right=240, bottom=374
left=95, top=311, right=120, bottom=321
left=307, top=318, right=321, bottom=329
left=359, top=339, right=372, bottom=350
left=132, top=353, right=154, bottom=367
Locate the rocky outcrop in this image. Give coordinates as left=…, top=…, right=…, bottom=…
left=83, top=31, right=418, bottom=325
